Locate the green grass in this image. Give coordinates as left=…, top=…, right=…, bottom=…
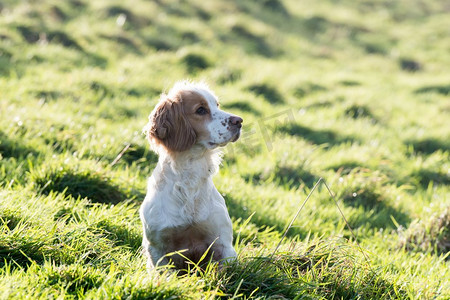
left=1, top=0, right=449, bottom=298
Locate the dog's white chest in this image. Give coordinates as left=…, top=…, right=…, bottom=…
left=172, top=180, right=212, bottom=223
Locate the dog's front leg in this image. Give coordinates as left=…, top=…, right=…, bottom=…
left=208, top=196, right=238, bottom=264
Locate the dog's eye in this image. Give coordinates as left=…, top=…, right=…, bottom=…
left=196, top=107, right=208, bottom=115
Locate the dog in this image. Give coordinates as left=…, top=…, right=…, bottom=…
left=140, top=81, right=243, bottom=271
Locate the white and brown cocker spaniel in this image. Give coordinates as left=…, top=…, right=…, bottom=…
left=140, top=81, right=243, bottom=270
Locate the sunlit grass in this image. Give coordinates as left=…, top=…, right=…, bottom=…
left=0, top=0, right=449, bottom=298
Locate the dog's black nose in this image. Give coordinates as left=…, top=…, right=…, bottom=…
left=229, top=116, right=243, bottom=128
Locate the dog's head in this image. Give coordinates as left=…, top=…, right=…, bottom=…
left=145, top=81, right=243, bottom=153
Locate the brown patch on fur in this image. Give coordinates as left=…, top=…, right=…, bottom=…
left=162, top=224, right=223, bottom=270
left=146, top=94, right=197, bottom=152
left=179, top=90, right=212, bottom=142
left=145, top=90, right=212, bottom=153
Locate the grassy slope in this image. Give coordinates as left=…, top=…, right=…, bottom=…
left=0, top=0, right=449, bottom=298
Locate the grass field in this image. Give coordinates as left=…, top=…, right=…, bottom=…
left=1, top=0, right=449, bottom=298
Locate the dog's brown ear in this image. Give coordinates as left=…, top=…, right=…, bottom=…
left=146, top=95, right=196, bottom=152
